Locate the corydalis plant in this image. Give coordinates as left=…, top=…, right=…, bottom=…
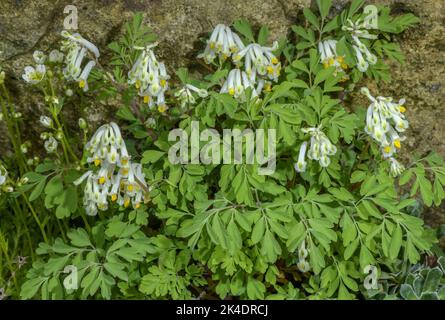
left=2, top=1, right=443, bottom=302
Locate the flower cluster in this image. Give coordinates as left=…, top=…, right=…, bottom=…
left=74, top=122, right=148, bottom=215
left=295, top=127, right=337, bottom=173
left=220, top=69, right=264, bottom=99
left=342, top=19, right=378, bottom=72
left=361, top=87, right=408, bottom=176
left=198, top=24, right=245, bottom=64
left=232, top=42, right=281, bottom=82
left=60, top=31, right=100, bottom=91
left=318, top=40, right=348, bottom=77
left=361, top=87, right=408, bottom=157
left=128, top=44, right=170, bottom=113
left=175, top=84, right=208, bottom=109
left=200, top=24, right=281, bottom=101
left=22, top=51, right=46, bottom=85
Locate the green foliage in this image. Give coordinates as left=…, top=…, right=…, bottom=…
left=0, top=3, right=441, bottom=301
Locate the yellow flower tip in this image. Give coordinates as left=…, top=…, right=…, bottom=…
left=79, top=80, right=86, bottom=89
left=121, top=158, right=129, bottom=166
left=323, top=62, right=329, bottom=69
left=127, top=184, right=134, bottom=192
left=98, top=176, right=106, bottom=184
left=228, top=88, right=235, bottom=96
left=209, top=42, right=215, bottom=49
left=271, top=57, right=279, bottom=64
left=135, top=80, right=141, bottom=89
left=394, top=140, right=401, bottom=149
left=399, top=106, right=406, bottom=113
left=124, top=199, right=130, bottom=208
left=384, top=146, right=392, bottom=154
left=111, top=194, right=117, bottom=202
left=266, top=66, right=274, bottom=74
left=336, top=56, right=344, bottom=63
left=160, top=79, right=167, bottom=87
left=143, top=96, right=150, bottom=104
left=158, top=104, right=167, bottom=113
left=94, top=159, right=101, bottom=166
left=121, top=167, right=129, bottom=176
left=265, top=84, right=272, bottom=92
left=134, top=203, right=141, bottom=209
left=328, top=58, right=335, bottom=66
left=341, top=63, right=348, bottom=70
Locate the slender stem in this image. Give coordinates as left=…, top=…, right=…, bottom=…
left=13, top=199, right=36, bottom=261
left=22, top=194, right=48, bottom=244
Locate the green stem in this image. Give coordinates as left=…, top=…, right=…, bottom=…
left=22, top=194, right=49, bottom=244
left=13, top=199, right=36, bottom=261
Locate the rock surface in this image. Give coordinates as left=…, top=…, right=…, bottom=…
left=0, top=0, right=444, bottom=225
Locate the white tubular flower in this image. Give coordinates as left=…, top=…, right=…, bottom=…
left=44, top=136, right=58, bottom=153
left=61, top=31, right=99, bottom=91
left=353, top=45, right=369, bottom=72
left=175, top=84, right=208, bottom=108
left=342, top=18, right=378, bottom=40
left=49, top=49, right=64, bottom=63
left=302, top=127, right=336, bottom=168
left=362, top=87, right=409, bottom=159
left=61, top=31, right=100, bottom=59
left=342, top=18, right=378, bottom=73
left=318, top=40, right=348, bottom=73
left=77, top=60, right=96, bottom=91
left=220, top=68, right=260, bottom=100
left=298, top=241, right=309, bottom=261
left=297, top=260, right=311, bottom=273
left=22, top=64, right=46, bottom=84
left=0, top=165, right=7, bottom=186
left=233, top=42, right=281, bottom=81
left=199, top=24, right=244, bottom=64
left=128, top=44, right=170, bottom=112
left=39, top=115, right=53, bottom=128
left=294, top=141, right=308, bottom=173
left=389, top=157, right=405, bottom=177
left=33, top=50, right=47, bottom=64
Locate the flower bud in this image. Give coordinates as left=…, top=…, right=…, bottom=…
left=78, top=118, right=87, bottom=130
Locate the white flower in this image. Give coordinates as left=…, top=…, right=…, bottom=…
left=49, top=49, right=64, bottom=63
left=33, top=50, right=47, bottom=64
left=362, top=87, right=408, bottom=158
left=220, top=68, right=261, bottom=100
left=44, top=136, right=58, bottom=153
left=342, top=18, right=378, bottom=40
left=175, top=84, right=208, bottom=108
left=342, top=18, right=378, bottom=72
left=61, top=31, right=99, bottom=91
left=294, top=141, right=308, bottom=173
left=301, top=127, right=337, bottom=168
left=22, top=64, right=46, bottom=84
left=353, top=45, right=369, bottom=72
left=318, top=39, right=349, bottom=77
left=76, top=122, right=149, bottom=213
left=128, top=44, right=170, bottom=112
left=0, top=165, right=8, bottom=186
left=389, top=157, right=405, bottom=177
left=39, top=115, right=53, bottom=128
left=198, top=24, right=245, bottom=64
left=232, top=42, right=281, bottom=82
